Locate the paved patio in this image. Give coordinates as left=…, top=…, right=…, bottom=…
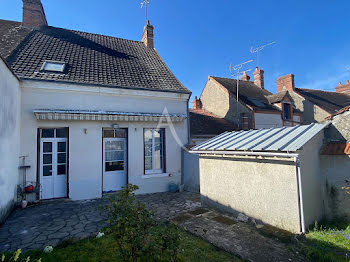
left=0, top=192, right=200, bottom=252
left=0, top=192, right=306, bottom=261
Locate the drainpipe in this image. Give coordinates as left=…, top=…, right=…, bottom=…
left=190, top=150, right=306, bottom=233
left=295, top=157, right=306, bottom=233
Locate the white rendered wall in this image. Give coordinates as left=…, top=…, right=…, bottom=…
left=20, top=80, right=189, bottom=200
left=0, top=59, right=21, bottom=222
left=254, top=113, right=283, bottom=129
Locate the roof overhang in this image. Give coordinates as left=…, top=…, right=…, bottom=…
left=34, top=109, right=187, bottom=122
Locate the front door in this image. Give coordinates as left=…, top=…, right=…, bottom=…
left=103, top=138, right=127, bottom=192
left=40, top=137, right=68, bottom=199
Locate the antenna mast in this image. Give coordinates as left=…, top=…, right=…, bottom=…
left=141, top=0, right=150, bottom=22
left=250, top=41, right=276, bottom=68
left=229, top=59, right=253, bottom=128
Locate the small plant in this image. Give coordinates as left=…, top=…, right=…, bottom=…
left=1, top=249, right=41, bottom=262
left=105, top=184, right=180, bottom=262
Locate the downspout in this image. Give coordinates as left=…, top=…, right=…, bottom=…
left=295, top=157, right=306, bottom=233
left=190, top=150, right=306, bottom=233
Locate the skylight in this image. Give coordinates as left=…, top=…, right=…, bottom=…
left=41, top=61, right=66, bottom=73
left=247, top=97, right=266, bottom=108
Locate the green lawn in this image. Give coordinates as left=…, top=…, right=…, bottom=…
left=302, top=220, right=350, bottom=262
left=2, top=228, right=240, bottom=262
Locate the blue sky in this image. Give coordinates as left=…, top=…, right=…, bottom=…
left=2, top=0, right=350, bottom=99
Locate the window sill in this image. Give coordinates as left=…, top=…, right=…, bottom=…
left=142, top=173, right=170, bottom=179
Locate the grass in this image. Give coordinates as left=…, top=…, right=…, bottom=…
left=301, top=220, right=350, bottom=262
left=1, top=227, right=240, bottom=262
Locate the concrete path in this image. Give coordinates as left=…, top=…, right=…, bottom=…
left=0, top=192, right=306, bottom=261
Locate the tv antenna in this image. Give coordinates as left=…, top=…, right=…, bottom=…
left=141, top=0, right=150, bottom=22
left=229, top=59, right=253, bottom=127
left=250, top=41, right=276, bottom=68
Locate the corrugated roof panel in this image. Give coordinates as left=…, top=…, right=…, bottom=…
left=192, top=122, right=330, bottom=153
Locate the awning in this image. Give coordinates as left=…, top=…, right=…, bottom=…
left=34, top=109, right=187, bottom=122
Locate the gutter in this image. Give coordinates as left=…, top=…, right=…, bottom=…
left=190, top=149, right=306, bottom=233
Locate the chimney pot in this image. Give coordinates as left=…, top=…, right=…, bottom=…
left=192, top=96, right=202, bottom=110
left=336, top=80, right=350, bottom=94
left=253, top=67, right=264, bottom=89
left=276, top=74, right=295, bottom=93
left=339, top=82, right=342, bottom=86
left=347, top=80, right=350, bottom=85
left=22, top=0, right=47, bottom=28
left=241, top=71, right=251, bottom=81
left=141, top=20, right=154, bottom=48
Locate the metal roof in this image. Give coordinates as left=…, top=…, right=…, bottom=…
left=192, top=122, right=330, bottom=153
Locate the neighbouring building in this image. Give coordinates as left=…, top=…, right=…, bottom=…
left=0, top=0, right=191, bottom=222
left=191, top=123, right=330, bottom=233
left=274, top=74, right=350, bottom=124
left=321, top=106, right=350, bottom=221
left=196, top=68, right=302, bottom=130
left=0, top=57, right=21, bottom=224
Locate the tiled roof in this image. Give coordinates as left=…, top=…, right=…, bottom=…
left=266, top=90, right=288, bottom=104
left=321, top=143, right=350, bottom=155
left=295, top=88, right=350, bottom=114
left=0, top=20, right=190, bottom=94
left=211, top=76, right=281, bottom=112
left=0, top=19, right=32, bottom=58
left=325, top=105, right=350, bottom=120
left=190, top=109, right=237, bottom=137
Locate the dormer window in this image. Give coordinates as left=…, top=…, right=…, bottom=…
left=41, top=61, right=66, bottom=73
left=283, top=103, right=292, bottom=120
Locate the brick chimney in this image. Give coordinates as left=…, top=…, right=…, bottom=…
left=22, top=0, right=47, bottom=28
left=253, top=67, right=264, bottom=89
left=192, top=96, right=202, bottom=110
left=336, top=80, right=350, bottom=94
left=141, top=20, right=154, bottom=48
left=241, top=71, right=250, bottom=81
left=276, top=74, right=295, bottom=93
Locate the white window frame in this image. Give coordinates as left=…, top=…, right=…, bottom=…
left=144, top=128, right=165, bottom=175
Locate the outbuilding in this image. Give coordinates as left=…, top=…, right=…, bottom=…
left=191, top=123, right=330, bottom=233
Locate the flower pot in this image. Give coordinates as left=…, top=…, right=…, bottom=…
left=21, top=200, right=28, bottom=209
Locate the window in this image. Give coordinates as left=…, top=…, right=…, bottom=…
left=41, top=128, right=68, bottom=138
left=283, top=103, right=292, bottom=120
left=41, top=61, right=66, bottom=73
left=144, top=129, right=165, bottom=174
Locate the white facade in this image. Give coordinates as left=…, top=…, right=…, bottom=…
left=20, top=80, right=190, bottom=200
left=0, top=59, right=21, bottom=222
left=254, top=113, right=301, bottom=129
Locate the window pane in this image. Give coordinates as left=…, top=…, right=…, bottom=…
left=145, top=157, right=152, bottom=170
left=56, top=128, right=68, bottom=138
left=103, top=130, right=114, bottom=138
left=154, top=146, right=163, bottom=170
left=114, top=129, right=127, bottom=138
left=43, top=142, right=52, bottom=153
left=105, top=161, right=124, bottom=172
left=43, top=154, right=52, bottom=164
left=144, top=143, right=152, bottom=156
left=144, top=129, right=152, bottom=143
left=42, top=129, right=54, bottom=138
left=57, top=164, right=66, bottom=175
left=43, top=165, right=52, bottom=176
left=58, top=153, right=66, bottom=164
left=58, top=142, right=66, bottom=153
left=105, top=141, right=123, bottom=150
left=105, top=151, right=124, bottom=161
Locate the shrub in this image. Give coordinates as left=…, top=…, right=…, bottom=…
left=105, top=184, right=180, bottom=262
left=1, top=249, right=41, bottom=262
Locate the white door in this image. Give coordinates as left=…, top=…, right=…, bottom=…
left=103, top=138, right=127, bottom=192
left=40, top=138, right=68, bottom=199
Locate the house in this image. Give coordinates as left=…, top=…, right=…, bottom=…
left=196, top=68, right=302, bottom=130
left=0, top=0, right=191, bottom=222
left=0, top=57, right=21, bottom=224
left=189, top=97, right=237, bottom=145
left=321, top=106, right=350, bottom=220
left=191, top=123, right=330, bottom=233
left=274, top=74, right=350, bottom=124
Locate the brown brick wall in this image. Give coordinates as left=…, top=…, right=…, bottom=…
left=22, top=0, right=47, bottom=28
